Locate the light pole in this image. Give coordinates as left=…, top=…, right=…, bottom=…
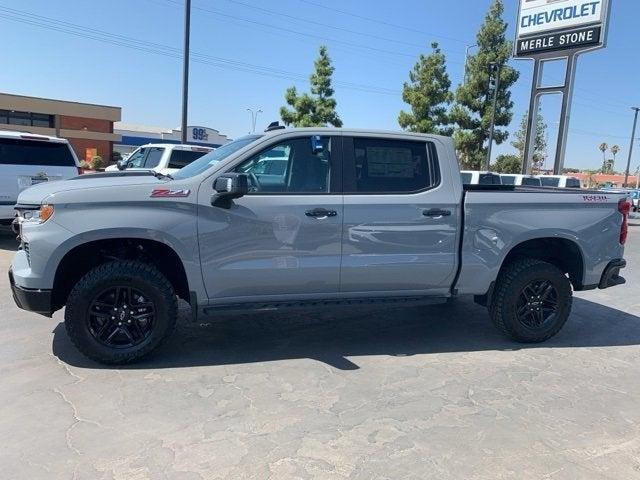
left=485, top=62, right=501, bottom=171
left=624, top=107, right=640, bottom=187
left=247, top=108, right=263, bottom=134
left=180, top=0, right=191, bottom=144
left=464, top=44, right=478, bottom=83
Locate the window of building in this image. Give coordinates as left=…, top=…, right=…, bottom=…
left=0, top=110, right=54, bottom=128
left=347, top=138, right=439, bottom=193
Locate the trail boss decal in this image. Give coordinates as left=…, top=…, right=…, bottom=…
left=582, top=195, right=609, bottom=203
left=151, top=189, right=191, bottom=198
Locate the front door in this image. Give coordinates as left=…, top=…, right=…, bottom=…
left=340, top=136, right=459, bottom=296
left=198, top=135, right=343, bottom=303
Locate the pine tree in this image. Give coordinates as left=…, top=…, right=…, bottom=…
left=280, top=46, right=342, bottom=127
left=512, top=110, right=547, bottom=172
left=398, top=42, right=453, bottom=135
left=450, top=0, right=519, bottom=169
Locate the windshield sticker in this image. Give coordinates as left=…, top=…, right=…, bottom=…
left=151, top=189, right=191, bottom=198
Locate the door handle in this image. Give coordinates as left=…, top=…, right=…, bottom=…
left=423, top=208, right=452, bottom=218
left=305, top=208, right=337, bottom=218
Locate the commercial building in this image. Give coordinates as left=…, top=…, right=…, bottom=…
left=0, top=92, right=121, bottom=162
left=114, top=123, right=229, bottom=155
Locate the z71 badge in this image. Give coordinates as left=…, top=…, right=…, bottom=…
left=150, top=189, right=191, bottom=198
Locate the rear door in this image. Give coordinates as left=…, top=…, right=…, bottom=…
left=340, top=135, right=459, bottom=296
left=0, top=137, right=77, bottom=209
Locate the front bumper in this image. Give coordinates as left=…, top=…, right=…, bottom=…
left=9, top=268, right=53, bottom=317
left=599, top=259, right=626, bottom=289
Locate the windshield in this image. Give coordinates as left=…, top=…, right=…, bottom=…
left=173, top=135, right=262, bottom=179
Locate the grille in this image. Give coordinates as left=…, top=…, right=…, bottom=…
left=22, top=242, right=30, bottom=265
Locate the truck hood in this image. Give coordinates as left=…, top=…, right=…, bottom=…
left=17, top=171, right=166, bottom=205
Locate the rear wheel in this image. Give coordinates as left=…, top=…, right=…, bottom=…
left=65, top=261, right=177, bottom=364
left=489, top=258, right=572, bottom=343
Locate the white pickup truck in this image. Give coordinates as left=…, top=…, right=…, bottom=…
left=106, top=144, right=212, bottom=176
left=10, top=128, right=631, bottom=364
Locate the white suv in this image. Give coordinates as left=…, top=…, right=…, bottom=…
left=0, top=130, right=79, bottom=225
left=106, top=144, right=213, bottom=176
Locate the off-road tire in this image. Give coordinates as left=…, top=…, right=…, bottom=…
left=489, top=258, right=572, bottom=343
left=65, top=261, right=178, bottom=364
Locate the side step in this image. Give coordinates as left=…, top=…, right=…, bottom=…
left=201, top=295, right=449, bottom=316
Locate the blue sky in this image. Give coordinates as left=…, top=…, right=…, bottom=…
left=0, top=0, right=638, bottom=170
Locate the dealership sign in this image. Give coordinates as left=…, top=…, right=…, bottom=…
left=515, top=0, right=610, bottom=58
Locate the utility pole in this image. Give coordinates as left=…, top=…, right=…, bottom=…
left=624, top=107, right=640, bottom=187
left=180, top=0, right=191, bottom=144
left=246, top=108, right=263, bottom=134
left=485, top=63, right=501, bottom=171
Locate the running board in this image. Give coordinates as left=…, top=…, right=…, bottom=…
left=201, top=295, right=449, bottom=316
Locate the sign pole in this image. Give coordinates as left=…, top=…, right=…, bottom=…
left=624, top=107, right=640, bottom=187
left=181, top=0, right=191, bottom=145
left=553, top=53, right=579, bottom=174
left=486, top=64, right=501, bottom=171
left=522, top=59, right=542, bottom=175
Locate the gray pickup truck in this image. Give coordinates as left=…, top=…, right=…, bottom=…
left=9, top=128, right=631, bottom=364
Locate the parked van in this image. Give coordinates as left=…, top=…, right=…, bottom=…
left=499, top=174, right=542, bottom=186
left=460, top=170, right=502, bottom=185
left=0, top=130, right=79, bottom=225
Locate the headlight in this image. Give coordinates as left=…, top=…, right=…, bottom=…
left=18, top=204, right=54, bottom=224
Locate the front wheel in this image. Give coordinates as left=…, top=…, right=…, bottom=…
left=489, top=258, right=572, bottom=343
left=65, top=261, right=178, bottom=364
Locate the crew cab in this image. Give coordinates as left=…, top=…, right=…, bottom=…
left=9, top=128, right=630, bottom=364
left=105, top=143, right=212, bottom=176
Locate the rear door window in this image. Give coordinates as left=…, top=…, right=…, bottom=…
left=167, top=149, right=209, bottom=169
left=344, top=137, right=439, bottom=193
left=565, top=178, right=581, bottom=188
left=478, top=173, right=501, bottom=185
left=460, top=172, right=472, bottom=184
left=500, top=175, right=516, bottom=185
left=521, top=177, right=541, bottom=186
left=0, top=138, right=75, bottom=166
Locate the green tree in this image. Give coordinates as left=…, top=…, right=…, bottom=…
left=450, top=0, right=519, bottom=169
left=512, top=110, right=547, bottom=172
left=598, top=142, right=609, bottom=172
left=492, top=154, right=521, bottom=174
left=280, top=46, right=342, bottom=127
left=610, top=144, right=620, bottom=171
left=398, top=42, right=453, bottom=135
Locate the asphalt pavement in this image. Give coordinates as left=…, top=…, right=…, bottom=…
left=1, top=217, right=639, bottom=479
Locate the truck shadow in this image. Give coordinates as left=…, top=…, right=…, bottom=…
left=0, top=227, right=18, bottom=251
left=52, top=296, right=640, bottom=371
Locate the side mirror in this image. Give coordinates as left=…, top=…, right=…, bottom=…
left=311, top=135, right=324, bottom=155
left=211, top=173, right=249, bottom=209
left=116, top=160, right=127, bottom=171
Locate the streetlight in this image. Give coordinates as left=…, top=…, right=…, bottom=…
left=464, top=44, right=478, bottom=83
left=624, top=107, right=640, bottom=187
left=247, top=108, right=263, bottom=134
left=180, top=0, right=191, bottom=144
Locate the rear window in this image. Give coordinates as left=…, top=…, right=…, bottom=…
left=479, top=173, right=501, bottom=185
left=565, top=178, right=581, bottom=188
left=522, top=177, right=541, bottom=186
left=500, top=175, right=516, bottom=185
left=168, top=149, right=209, bottom=169
left=541, top=177, right=560, bottom=187
left=0, top=138, right=75, bottom=166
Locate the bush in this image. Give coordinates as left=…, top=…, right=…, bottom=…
left=79, top=160, right=91, bottom=170
left=90, top=155, right=106, bottom=170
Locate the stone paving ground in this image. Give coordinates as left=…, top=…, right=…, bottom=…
left=0, top=215, right=639, bottom=479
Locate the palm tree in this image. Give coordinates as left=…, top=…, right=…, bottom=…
left=598, top=143, right=609, bottom=172
left=610, top=145, right=620, bottom=172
